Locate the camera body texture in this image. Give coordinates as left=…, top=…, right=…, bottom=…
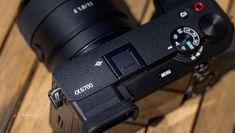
left=17, top=0, right=234, bottom=132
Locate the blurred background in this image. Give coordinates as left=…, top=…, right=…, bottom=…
left=0, top=0, right=235, bottom=133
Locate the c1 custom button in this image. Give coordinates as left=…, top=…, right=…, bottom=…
left=179, top=11, right=189, bottom=19
left=104, top=43, right=146, bottom=79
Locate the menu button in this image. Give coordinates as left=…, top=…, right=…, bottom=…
left=159, top=69, right=172, bottom=78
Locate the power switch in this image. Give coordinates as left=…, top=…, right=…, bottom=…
left=104, top=44, right=145, bottom=79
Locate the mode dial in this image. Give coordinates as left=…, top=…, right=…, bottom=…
left=171, top=27, right=203, bottom=62
left=171, top=27, right=200, bottom=54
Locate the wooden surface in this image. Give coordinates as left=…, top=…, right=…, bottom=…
left=0, top=0, right=20, bottom=48
left=10, top=64, right=52, bottom=133
left=0, top=25, right=37, bottom=131
left=0, top=0, right=234, bottom=133
left=194, top=71, right=235, bottom=133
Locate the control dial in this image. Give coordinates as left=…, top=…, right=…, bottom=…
left=199, top=14, right=227, bottom=42
left=171, top=27, right=203, bottom=62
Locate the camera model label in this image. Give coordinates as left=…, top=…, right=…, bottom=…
left=74, top=83, right=94, bottom=95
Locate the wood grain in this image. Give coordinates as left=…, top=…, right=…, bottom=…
left=0, top=0, right=21, bottom=48
left=10, top=64, right=52, bottom=133
left=193, top=70, right=235, bottom=133
left=216, top=0, right=231, bottom=12
left=125, top=0, right=151, bottom=22
left=0, top=26, right=36, bottom=132
left=230, top=0, right=235, bottom=23
left=140, top=0, right=155, bottom=24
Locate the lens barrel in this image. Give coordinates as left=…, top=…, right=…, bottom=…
left=18, top=0, right=136, bottom=71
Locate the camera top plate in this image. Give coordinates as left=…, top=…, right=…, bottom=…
left=53, top=0, right=234, bottom=102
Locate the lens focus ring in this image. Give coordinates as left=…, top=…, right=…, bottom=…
left=18, top=0, right=136, bottom=71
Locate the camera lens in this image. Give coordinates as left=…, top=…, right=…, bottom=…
left=18, top=0, right=137, bottom=71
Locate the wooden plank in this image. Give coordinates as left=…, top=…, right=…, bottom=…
left=0, top=25, right=36, bottom=132
left=125, top=0, right=151, bottom=22
left=140, top=0, right=155, bottom=24
left=216, top=0, right=231, bottom=12
left=230, top=0, right=235, bottom=23
left=0, top=0, right=21, bottom=48
left=10, top=64, right=52, bottom=133
left=193, top=70, right=235, bottom=133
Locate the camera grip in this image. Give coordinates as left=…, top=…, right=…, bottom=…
left=82, top=101, right=138, bottom=133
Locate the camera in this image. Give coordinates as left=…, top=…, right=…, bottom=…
left=18, top=0, right=234, bottom=132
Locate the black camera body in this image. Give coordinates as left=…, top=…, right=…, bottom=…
left=18, top=0, right=234, bottom=132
